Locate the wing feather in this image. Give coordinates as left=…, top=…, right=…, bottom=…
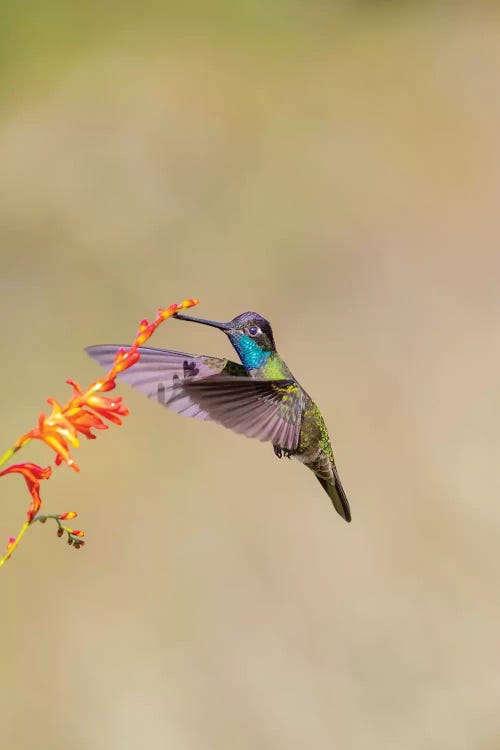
left=86, top=344, right=245, bottom=393
left=179, top=376, right=304, bottom=450
left=86, top=345, right=304, bottom=450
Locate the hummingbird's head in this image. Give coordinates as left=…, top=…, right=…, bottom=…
left=227, top=312, right=276, bottom=351
left=174, top=310, right=277, bottom=370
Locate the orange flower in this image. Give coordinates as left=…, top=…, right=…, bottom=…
left=108, top=349, right=140, bottom=378
left=16, top=298, right=199, bottom=470
left=0, top=463, right=52, bottom=521
left=58, top=511, right=78, bottom=520
left=0, top=296, right=199, bottom=566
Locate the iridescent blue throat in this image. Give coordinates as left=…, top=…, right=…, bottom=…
left=229, top=334, right=270, bottom=371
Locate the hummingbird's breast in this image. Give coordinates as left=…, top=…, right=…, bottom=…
left=296, top=394, right=334, bottom=462
left=253, top=352, right=294, bottom=380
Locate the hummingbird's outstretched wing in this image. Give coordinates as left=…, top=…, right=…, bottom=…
left=176, top=376, right=305, bottom=451
left=85, top=345, right=246, bottom=397
left=86, top=345, right=304, bottom=450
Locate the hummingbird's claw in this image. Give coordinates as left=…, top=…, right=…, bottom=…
left=273, top=445, right=283, bottom=459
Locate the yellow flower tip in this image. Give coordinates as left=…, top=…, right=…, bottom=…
left=157, top=307, right=171, bottom=321
left=136, top=332, right=152, bottom=346
left=72, top=529, right=84, bottom=537
left=111, top=348, right=140, bottom=375
left=61, top=430, right=80, bottom=448
left=93, top=378, right=115, bottom=393
left=59, top=511, right=78, bottom=520
left=157, top=298, right=199, bottom=322
left=135, top=319, right=154, bottom=346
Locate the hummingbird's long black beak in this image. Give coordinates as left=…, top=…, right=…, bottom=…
left=174, top=313, right=232, bottom=331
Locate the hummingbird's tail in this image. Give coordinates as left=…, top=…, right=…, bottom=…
left=313, top=463, right=351, bottom=522
left=306, top=449, right=351, bottom=521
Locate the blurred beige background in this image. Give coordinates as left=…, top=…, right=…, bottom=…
left=2, top=2, right=500, bottom=748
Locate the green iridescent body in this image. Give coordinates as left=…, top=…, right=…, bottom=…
left=258, top=353, right=334, bottom=464
left=298, top=399, right=334, bottom=461
left=214, top=322, right=349, bottom=520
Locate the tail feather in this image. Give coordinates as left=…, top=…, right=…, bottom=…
left=315, top=468, right=351, bottom=522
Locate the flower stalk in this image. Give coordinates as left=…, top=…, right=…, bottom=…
left=0, top=297, right=199, bottom=567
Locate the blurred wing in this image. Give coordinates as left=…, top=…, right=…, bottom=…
left=177, top=376, right=305, bottom=450
left=85, top=345, right=246, bottom=421
left=85, top=345, right=304, bottom=449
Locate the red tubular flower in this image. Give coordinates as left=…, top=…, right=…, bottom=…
left=19, top=378, right=130, bottom=470
left=67, top=408, right=109, bottom=440
left=19, top=301, right=199, bottom=468
left=109, top=348, right=140, bottom=378
left=84, top=393, right=128, bottom=425
left=0, top=297, right=199, bottom=566
left=0, top=463, right=52, bottom=521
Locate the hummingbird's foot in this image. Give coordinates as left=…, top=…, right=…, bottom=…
left=274, top=446, right=293, bottom=459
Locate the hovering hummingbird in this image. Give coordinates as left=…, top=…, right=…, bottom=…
left=86, top=311, right=351, bottom=521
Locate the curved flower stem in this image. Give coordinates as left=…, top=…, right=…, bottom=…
left=0, top=446, right=20, bottom=471
left=0, top=434, right=34, bottom=472
left=34, top=513, right=84, bottom=546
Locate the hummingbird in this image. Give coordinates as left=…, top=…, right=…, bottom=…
left=86, top=311, right=351, bottom=521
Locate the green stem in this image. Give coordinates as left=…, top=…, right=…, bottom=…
left=0, top=447, right=17, bottom=470
left=0, top=520, right=30, bottom=568
left=0, top=435, right=32, bottom=471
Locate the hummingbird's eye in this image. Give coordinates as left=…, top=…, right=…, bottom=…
left=248, top=325, right=260, bottom=337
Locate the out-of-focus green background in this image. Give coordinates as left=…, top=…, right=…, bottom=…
left=2, top=2, right=500, bottom=747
